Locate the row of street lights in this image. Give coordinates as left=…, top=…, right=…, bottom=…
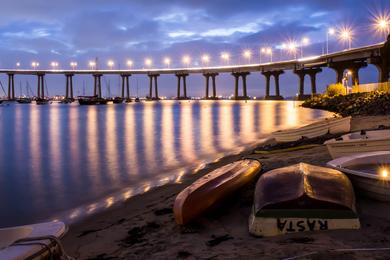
left=15, top=14, right=390, bottom=70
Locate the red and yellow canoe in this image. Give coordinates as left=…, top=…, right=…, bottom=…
left=174, top=159, right=261, bottom=225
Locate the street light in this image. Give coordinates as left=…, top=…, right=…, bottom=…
left=220, top=52, right=230, bottom=65
left=262, top=47, right=273, bottom=62
left=243, top=49, right=252, bottom=64
left=50, top=61, right=59, bottom=70
left=339, top=27, right=353, bottom=49
left=89, top=61, right=96, bottom=70
left=163, top=57, right=171, bottom=68
left=107, top=60, right=114, bottom=70
left=31, top=61, right=39, bottom=70
left=16, top=62, right=20, bottom=69
left=301, top=37, right=310, bottom=58
left=126, top=59, right=133, bottom=68
left=145, top=58, right=152, bottom=68
left=260, top=47, right=266, bottom=63
left=373, top=14, right=390, bottom=40
left=70, top=62, right=77, bottom=70
left=201, top=54, right=210, bottom=66
left=182, top=55, right=191, bottom=67
left=327, top=28, right=336, bottom=54
left=343, top=70, right=353, bottom=95
left=287, top=41, right=298, bottom=59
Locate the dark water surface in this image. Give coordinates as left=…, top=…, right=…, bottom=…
left=0, top=100, right=331, bottom=227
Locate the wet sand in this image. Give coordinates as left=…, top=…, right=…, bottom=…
left=63, top=116, right=390, bottom=259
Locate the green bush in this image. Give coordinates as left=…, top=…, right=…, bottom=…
left=325, top=83, right=346, bottom=97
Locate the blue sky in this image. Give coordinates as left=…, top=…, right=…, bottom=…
left=0, top=0, right=389, bottom=97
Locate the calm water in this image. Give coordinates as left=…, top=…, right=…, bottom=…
left=0, top=100, right=331, bottom=227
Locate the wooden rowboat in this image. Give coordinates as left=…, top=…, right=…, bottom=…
left=249, top=163, right=359, bottom=237
left=174, top=159, right=261, bottom=225
left=0, top=221, right=68, bottom=259
left=272, top=116, right=351, bottom=143
left=327, top=151, right=390, bottom=201
left=325, top=129, right=390, bottom=159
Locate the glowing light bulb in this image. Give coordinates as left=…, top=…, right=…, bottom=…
left=381, top=168, right=389, bottom=178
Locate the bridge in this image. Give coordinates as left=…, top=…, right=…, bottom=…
left=1, top=36, right=389, bottom=101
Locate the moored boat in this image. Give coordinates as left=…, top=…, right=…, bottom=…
left=272, top=116, right=351, bottom=142
left=36, top=98, right=49, bottom=105
left=16, top=97, right=32, bottom=104
left=327, top=151, right=390, bottom=201
left=78, top=95, right=107, bottom=105
left=174, top=159, right=262, bottom=225
left=249, top=163, right=360, bottom=237
left=112, top=97, right=124, bottom=104
left=0, top=221, right=69, bottom=259
left=324, top=129, right=390, bottom=159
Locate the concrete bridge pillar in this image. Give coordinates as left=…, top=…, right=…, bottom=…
left=7, top=73, right=15, bottom=100
left=242, top=72, right=248, bottom=97
left=329, top=61, right=367, bottom=85
left=37, top=74, right=45, bottom=98
left=368, top=57, right=389, bottom=83
left=93, top=74, right=102, bottom=98
left=65, top=74, right=74, bottom=99
left=307, top=68, right=322, bottom=95
left=176, top=73, right=189, bottom=99
left=272, top=70, right=284, bottom=97
left=203, top=73, right=218, bottom=99
left=261, top=71, right=272, bottom=98
left=377, top=65, right=390, bottom=83
left=147, top=74, right=160, bottom=100
left=232, top=72, right=250, bottom=100
left=233, top=73, right=239, bottom=98
left=211, top=73, right=217, bottom=98
left=294, top=68, right=321, bottom=99
left=203, top=74, right=210, bottom=98
left=121, top=74, right=131, bottom=99
left=294, top=70, right=306, bottom=98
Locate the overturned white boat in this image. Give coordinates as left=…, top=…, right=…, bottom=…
left=327, top=151, right=390, bottom=201
left=0, top=221, right=69, bottom=259
left=325, top=129, right=390, bottom=159
left=272, top=116, right=351, bottom=143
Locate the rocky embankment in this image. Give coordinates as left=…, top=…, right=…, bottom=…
left=302, top=91, right=390, bottom=116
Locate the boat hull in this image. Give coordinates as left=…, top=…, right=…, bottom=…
left=272, top=117, right=351, bottom=142
left=0, top=221, right=66, bottom=259
left=174, top=159, right=261, bottom=225
left=327, top=151, right=390, bottom=201
left=249, top=163, right=359, bottom=237
left=325, top=129, right=390, bottom=159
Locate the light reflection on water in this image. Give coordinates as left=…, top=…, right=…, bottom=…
left=0, top=100, right=331, bottom=227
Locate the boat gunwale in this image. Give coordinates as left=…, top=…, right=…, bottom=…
left=325, top=129, right=390, bottom=145
left=327, top=151, right=390, bottom=181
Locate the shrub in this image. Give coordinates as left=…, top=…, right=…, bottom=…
left=325, top=83, right=346, bottom=97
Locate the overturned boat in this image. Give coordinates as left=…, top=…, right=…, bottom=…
left=174, top=159, right=261, bottom=225
left=272, top=116, right=351, bottom=143
left=325, top=129, right=390, bottom=159
left=249, top=163, right=360, bottom=237
left=0, top=221, right=69, bottom=259
left=327, top=151, right=390, bottom=201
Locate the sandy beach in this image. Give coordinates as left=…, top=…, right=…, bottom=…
left=63, top=116, right=390, bottom=259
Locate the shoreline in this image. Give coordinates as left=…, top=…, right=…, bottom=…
left=51, top=136, right=272, bottom=227
left=63, top=115, right=390, bottom=259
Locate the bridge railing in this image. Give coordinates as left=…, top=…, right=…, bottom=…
left=352, top=82, right=390, bottom=93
